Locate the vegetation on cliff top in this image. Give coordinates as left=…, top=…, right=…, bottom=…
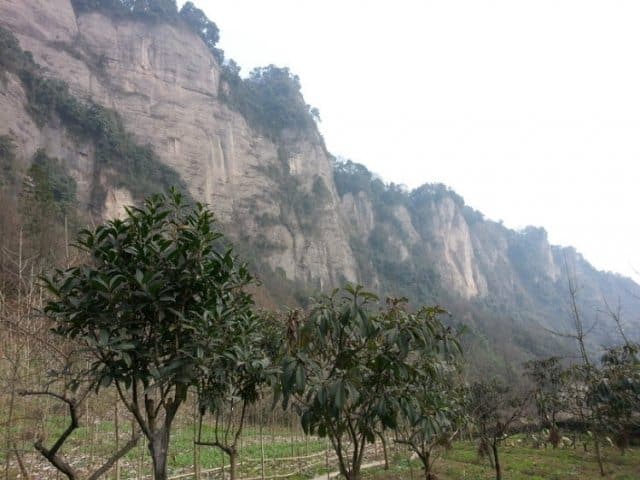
left=70, top=0, right=320, bottom=140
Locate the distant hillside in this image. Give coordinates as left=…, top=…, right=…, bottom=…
left=1, top=0, right=638, bottom=379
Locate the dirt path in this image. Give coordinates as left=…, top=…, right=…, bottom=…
left=310, top=459, right=387, bottom=480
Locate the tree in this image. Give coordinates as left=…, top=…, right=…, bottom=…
left=123, top=0, right=178, bottom=19
left=71, top=0, right=179, bottom=21
left=592, top=342, right=640, bottom=453
left=550, top=259, right=606, bottom=474
left=524, top=356, right=567, bottom=447
left=43, top=189, right=254, bottom=480
left=281, top=286, right=458, bottom=480
left=180, top=2, right=220, bottom=52
left=195, top=311, right=283, bottom=480
left=469, top=380, right=528, bottom=480
left=395, top=361, right=467, bottom=480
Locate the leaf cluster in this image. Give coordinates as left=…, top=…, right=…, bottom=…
left=43, top=189, right=254, bottom=395
left=281, top=285, right=461, bottom=443
left=524, top=356, right=567, bottom=426
left=589, top=344, right=640, bottom=440
left=221, top=65, right=318, bottom=140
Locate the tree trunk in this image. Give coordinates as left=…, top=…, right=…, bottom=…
left=422, top=451, right=431, bottom=480
left=229, top=450, right=237, bottom=480
left=492, top=443, right=501, bottom=480
left=593, top=432, right=605, bottom=476
left=377, top=433, right=389, bottom=470
left=149, top=428, right=170, bottom=480
left=346, top=468, right=360, bottom=480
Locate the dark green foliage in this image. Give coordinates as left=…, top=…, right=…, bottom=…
left=0, top=26, right=37, bottom=85
left=26, top=149, right=77, bottom=216
left=221, top=65, right=317, bottom=140
left=397, top=371, right=467, bottom=478
left=410, top=183, right=465, bottom=209
left=179, top=2, right=223, bottom=62
left=392, top=301, right=466, bottom=479
left=198, top=312, right=280, bottom=413
left=44, top=188, right=254, bottom=391
left=43, top=189, right=255, bottom=480
left=0, top=25, right=185, bottom=207
left=71, top=0, right=179, bottom=22
left=0, top=135, right=16, bottom=186
left=281, top=285, right=460, bottom=480
left=70, top=0, right=124, bottom=14
left=195, top=308, right=281, bottom=479
left=127, top=0, right=178, bottom=18
left=524, top=357, right=566, bottom=429
left=333, top=159, right=384, bottom=198
left=590, top=343, right=640, bottom=452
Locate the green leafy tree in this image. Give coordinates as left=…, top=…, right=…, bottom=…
left=195, top=311, right=283, bottom=480
left=395, top=338, right=467, bottom=480
left=72, top=0, right=179, bottom=20
left=469, top=380, right=529, bottom=480
left=524, top=356, right=567, bottom=447
left=43, top=189, right=254, bottom=480
left=222, top=65, right=315, bottom=139
left=281, top=286, right=458, bottom=480
left=180, top=2, right=221, bottom=56
left=591, top=343, right=640, bottom=453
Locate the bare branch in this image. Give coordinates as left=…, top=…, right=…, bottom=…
left=19, top=390, right=81, bottom=480
left=86, top=430, right=142, bottom=480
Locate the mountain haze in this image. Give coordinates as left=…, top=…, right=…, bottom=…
left=1, top=0, right=638, bottom=375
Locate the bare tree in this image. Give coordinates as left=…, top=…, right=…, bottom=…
left=20, top=388, right=140, bottom=480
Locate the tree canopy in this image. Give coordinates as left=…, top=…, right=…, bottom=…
left=43, top=189, right=255, bottom=480
left=281, top=285, right=461, bottom=480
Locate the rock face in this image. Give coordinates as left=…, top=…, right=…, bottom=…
left=0, top=0, right=359, bottom=288
left=1, top=0, right=639, bottom=346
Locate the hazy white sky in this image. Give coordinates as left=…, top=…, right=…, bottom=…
left=184, top=0, right=640, bottom=281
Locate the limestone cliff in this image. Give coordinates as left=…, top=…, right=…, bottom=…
left=0, top=0, right=358, bottom=288
left=335, top=164, right=640, bottom=348
left=1, top=0, right=638, bottom=359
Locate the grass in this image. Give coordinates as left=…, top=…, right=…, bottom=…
left=6, top=412, right=640, bottom=480
left=360, top=439, right=640, bottom=480
left=6, top=413, right=332, bottom=479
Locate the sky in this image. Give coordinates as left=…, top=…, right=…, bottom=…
left=182, top=0, right=640, bottom=281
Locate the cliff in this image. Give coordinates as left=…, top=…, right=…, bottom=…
left=0, top=0, right=358, bottom=289
left=1, top=0, right=638, bottom=368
